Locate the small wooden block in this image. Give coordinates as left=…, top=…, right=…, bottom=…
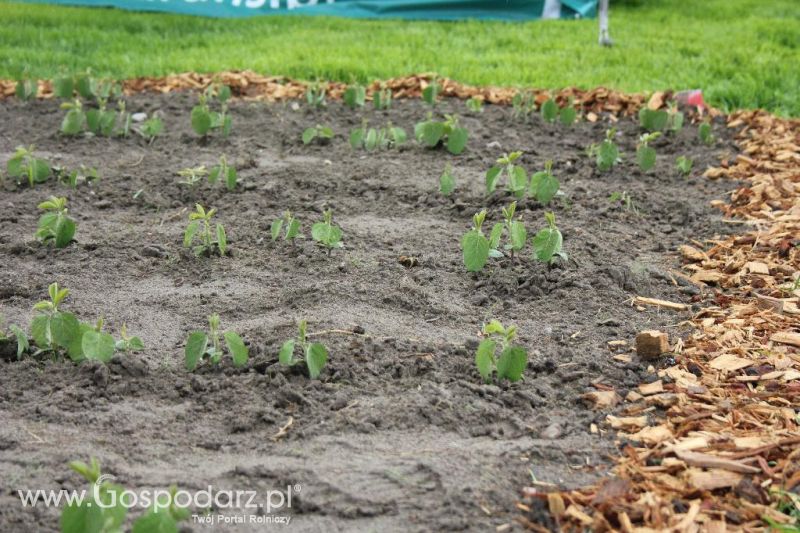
left=636, top=330, right=669, bottom=359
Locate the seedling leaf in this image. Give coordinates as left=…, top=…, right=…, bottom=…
left=475, top=339, right=496, bottom=383
left=184, top=331, right=208, bottom=371
left=223, top=331, right=248, bottom=367
left=82, top=329, right=115, bottom=363
left=496, top=346, right=527, bottom=382
left=306, top=342, right=328, bottom=379
left=462, top=230, right=490, bottom=272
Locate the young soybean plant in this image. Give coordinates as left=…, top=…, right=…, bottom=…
left=177, top=165, right=208, bottom=191
left=191, top=83, right=232, bottom=138
left=466, top=96, right=484, bottom=113
left=271, top=211, right=302, bottom=243
left=302, top=125, right=334, bottom=145
left=462, top=210, right=491, bottom=272
left=422, top=78, right=441, bottom=108
left=531, top=212, right=566, bottom=264
left=439, top=163, right=456, bottom=196
left=373, top=84, right=392, bottom=110
left=306, top=82, right=326, bottom=109
left=666, top=103, right=684, bottom=133
left=15, top=73, right=37, bottom=101
left=486, top=151, right=527, bottom=197
left=208, top=155, right=238, bottom=191
left=499, top=202, right=527, bottom=260
left=589, top=129, right=620, bottom=172
left=279, top=319, right=328, bottom=379
left=61, top=458, right=190, bottom=533
left=698, top=121, right=715, bottom=145
left=6, top=146, right=51, bottom=187
left=636, top=132, right=662, bottom=172
left=184, top=204, right=227, bottom=257
left=36, top=196, right=76, bottom=248
left=136, top=116, right=164, bottom=143
left=540, top=97, right=558, bottom=123
left=559, top=97, right=578, bottom=126
left=511, top=90, right=535, bottom=120
left=185, top=314, right=248, bottom=371
left=475, top=320, right=528, bottom=383
left=311, top=210, right=343, bottom=252
left=414, top=114, right=468, bottom=155
left=350, top=120, right=407, bottom=151
left=29, top=283, right=123, bottom=363
left=676, top=155, right=694, bottom=176
left=638, top=107, right=669, bottom=132
left=343, top=83, right=366, bottom=109
left=529, top=160, right=560, bottom=205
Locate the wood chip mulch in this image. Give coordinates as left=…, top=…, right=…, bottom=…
left=1, top=70, right=797, bottom=530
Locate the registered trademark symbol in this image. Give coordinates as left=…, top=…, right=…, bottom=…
left=293, top=484, right=301, bottom=492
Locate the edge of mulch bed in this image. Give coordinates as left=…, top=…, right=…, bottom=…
left=2, top=71, right=799, bottom=530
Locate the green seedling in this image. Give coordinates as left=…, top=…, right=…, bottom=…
left=439, top=163, right=455, bottom=196
left=422, top=78, right=440, bottom=108
left=499, top=201, right=527, bottom=260
left=639, top=107, right=669, bottom=132
left=609, top=191, right=640, bottom=214
left=6, top=145, right=51, bottom=187
left=53, top=72, right=75, bottom=99
left=511, top=90, right=535, bottom=120
left=185, top=313, right=248, bottom=371
left=271, top=210, right=302, bottom=242
left=177, top=165, right=208, bottom=190
left=666, top=103, right=684, bottom=132
left=73, top=70, right=120, bottom=101
left=475, top=319, right=528, bottom=383
left=208, top=154, right=238, bottom=190
left=56, top=165, right=100, bottom=189
left=114, top=100, right=132, bottom=137
left=698, top=122, right=715, bottom=145
left=540, top=97, right=558, bottom=123
left=350, top=120, right=407, bottom=151
left=61, top=458, right=127, bottom=533
left=676, top=155, right=694, bottom=176
left=559, top=98, right=578, bottom=125
left=529, top=160, right=560, bottom=205
left=115, top=324, right=144, bottom=352
left=485, top=151, right=527, bottom=197
left=0, top=319, right=28, bottom=360
left=279, top=319, right=329, bottom=379
left=414, top=114, right=468, bottom=155
left=184, top=204, right=227, bottom=257
left=36, top=196, right=76, bottom=248
left=373, top=84, right=392, bottom=110
left=84, top=98, right=118, bottom=136
left=343, top=83, right=366, bottom=108
left=588, top=128, right=620, bottom=172
left=305, top=82, right=326, bottom=109
left=462, top=210, right=491, bottom=272
left=311, top=209, right=343, bottom=251
left=15, top=72, right=37, bottom=101
left=636, top=132, right=661, bottom=172
left=531, top=212, right=566, bottom=264
left=191, top=83, right=232, bottom=137
left=24, top=283, right=138, bottom=363
left=466, top=96, right=484, bottom=113
left=137, top=116, right=164, bottom=143
left=60, top=99, right=87, bottom=136
left=61, top=458, right=190, bottom=533
left=302, top=124, right=334, bottom=145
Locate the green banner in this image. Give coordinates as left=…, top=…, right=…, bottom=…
left=14, top=0, right=597, bottom=20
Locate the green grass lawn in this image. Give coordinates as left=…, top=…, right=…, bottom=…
left=1, top=0, right=798, bottom=115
